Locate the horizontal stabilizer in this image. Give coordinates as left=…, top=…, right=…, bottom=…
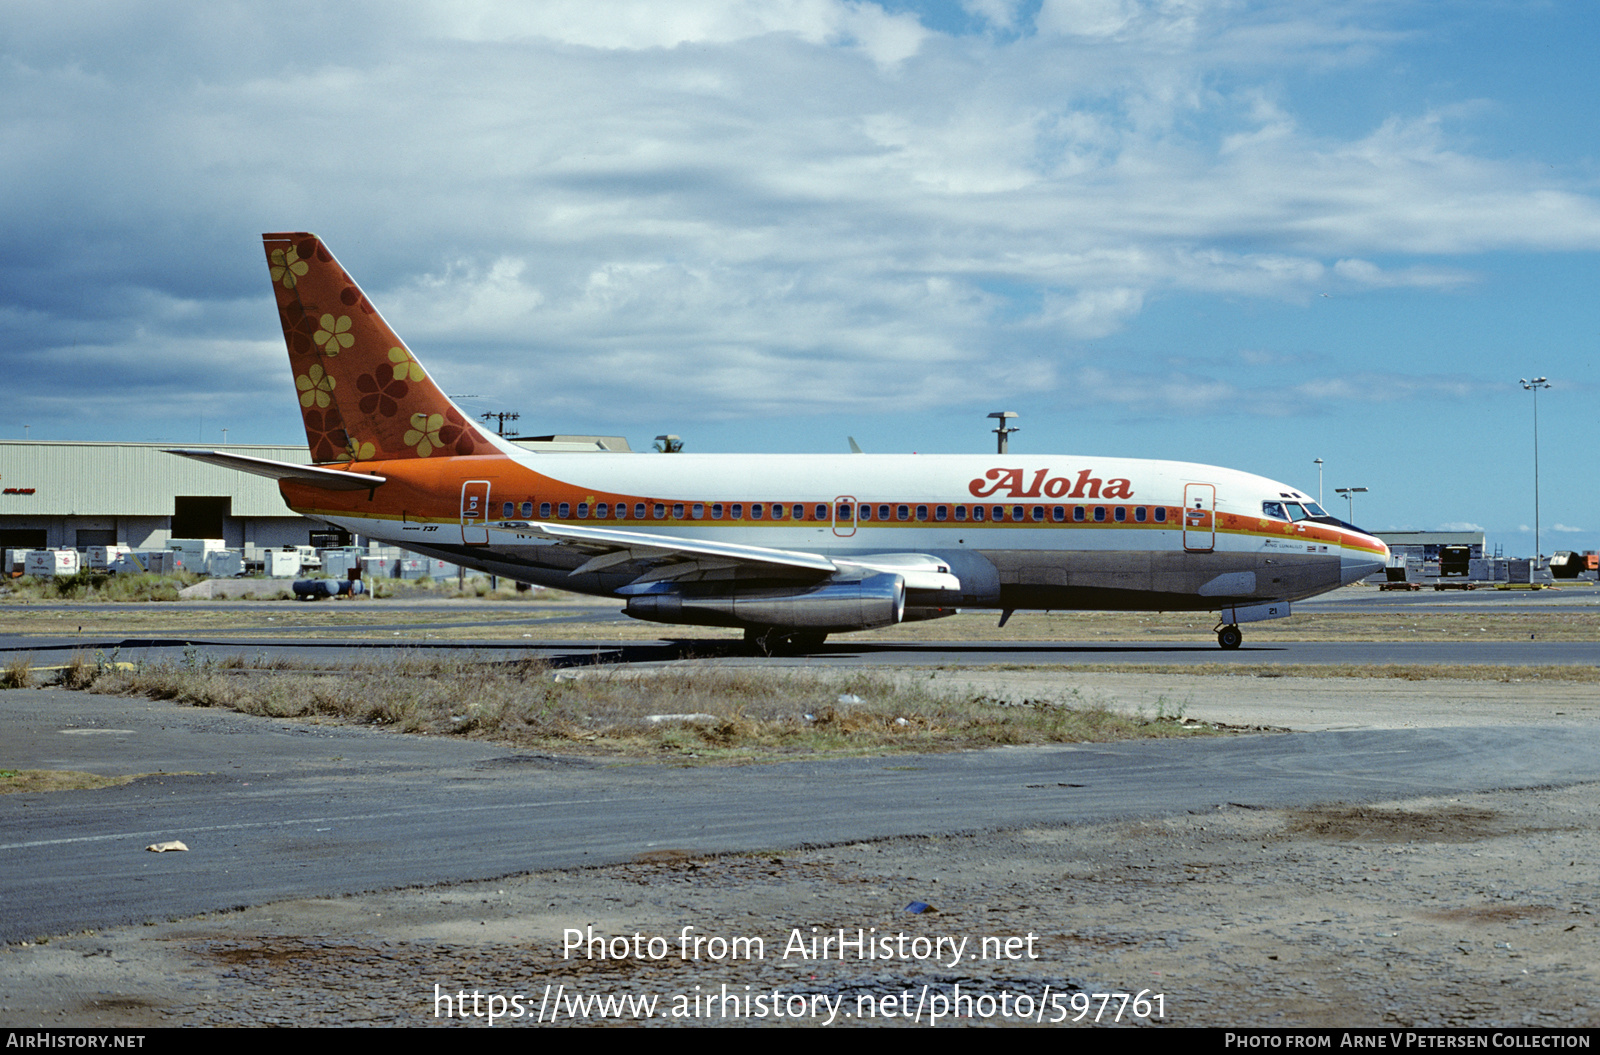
left=164, top=450, right=386, bottom=491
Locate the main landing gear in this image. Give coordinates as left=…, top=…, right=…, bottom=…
left=743, top=628, right=830, bottom=656
left=1215, top=624, right=1243, bottom=650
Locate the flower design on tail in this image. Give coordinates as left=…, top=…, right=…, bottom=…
left=356, top=371, right=408, bottom=417
left=389, top=347, right=427, bottom=382
left=270, top=246, right=309, bottom=289
left=313, top=314, right=354, bottom=355
left=296, top=364, right=336, bottom=408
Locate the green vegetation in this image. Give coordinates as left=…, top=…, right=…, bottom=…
left=0, top=572, right=197, bottom=603
left=70, top=655, right=1213, bottom=762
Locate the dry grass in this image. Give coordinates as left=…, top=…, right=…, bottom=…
left=80, top=655, right=1213, bottom=762
left=0, top=768, right=137, bottom=794
left=0, top=572, right=199, bottom=603
left=1, top=657, right=34, bottom=689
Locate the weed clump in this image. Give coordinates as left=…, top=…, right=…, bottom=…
left=76, top=654, right=1213, bottom=761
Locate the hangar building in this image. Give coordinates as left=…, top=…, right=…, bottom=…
left=0, top=436, right=633, bottom=556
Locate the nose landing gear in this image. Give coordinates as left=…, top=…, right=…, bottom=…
left=1216, top=624, right=1243, bottom=650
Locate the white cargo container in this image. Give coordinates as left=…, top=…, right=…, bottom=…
left=262, top=549, right=304, bottom=577
left=204, top=550, right=245, bottom=578
left=167, top=538, right=224, bottom=571
left=86, top=545, right=132, bottom=571
left=25, top=549, right=81, bottom=577
left=320, top=548, right=364, bottom=579
left=398, top=557, right=454, bottom=580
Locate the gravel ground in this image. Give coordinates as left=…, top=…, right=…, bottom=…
left=3, top=673, right=1599, bottom=1028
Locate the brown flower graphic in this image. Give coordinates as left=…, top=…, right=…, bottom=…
left=356, top=371, right=408, bottom=417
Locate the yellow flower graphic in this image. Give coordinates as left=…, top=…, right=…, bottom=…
left=404, top=412, right=446, bottom=457
left=296, top=364, right=336, bottom=408
left=389, top=347, right=426, bottom=383
left=344, top=436, right=376, bottom=462
left=314, top=314, right=355, bottom=355
left=270, top=247, right=309, bottom=289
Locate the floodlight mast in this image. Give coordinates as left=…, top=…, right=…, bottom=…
left=988, top=411, right=1019, bottom=455
left=1520, top=377, right=1550, bottom=563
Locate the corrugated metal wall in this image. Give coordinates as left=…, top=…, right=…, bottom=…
left=0, top=442, right=309, bottom=517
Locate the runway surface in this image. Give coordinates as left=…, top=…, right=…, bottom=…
left=4, top=688, right=1600, bottom=943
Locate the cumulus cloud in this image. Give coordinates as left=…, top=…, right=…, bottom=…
left=2, top=0, right=1599, bottom=440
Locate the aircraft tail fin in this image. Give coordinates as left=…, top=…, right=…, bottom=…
left=263, top=232, right=491, bottom=464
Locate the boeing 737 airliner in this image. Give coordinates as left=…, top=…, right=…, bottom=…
left=170, top=233, right=1388, bottom=650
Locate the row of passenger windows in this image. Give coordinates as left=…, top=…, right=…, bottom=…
left=501, top=500, right=1171, bottom=525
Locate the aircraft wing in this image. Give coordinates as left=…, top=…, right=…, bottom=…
left=164, top=450, right=387, bottom=491
left=531, top=523, right=961, bottom=592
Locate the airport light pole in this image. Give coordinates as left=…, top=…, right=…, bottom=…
left=1520, top=377, right=1550, bottom=563
left=1335, top=486, right=1368, bottom=524
left=1313, top=458, right=1323, bottom=507
left=989, top=411, right=1019, bottom=454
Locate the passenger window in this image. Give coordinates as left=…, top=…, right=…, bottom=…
left=772, top=505, right=787, bottom=520
left=897, top=505, right=909, bottom=521
left=1052, top=506, right=1065, bottom=522
left=1154, top=507, right=1167, bottom=523
left=992, top=506, right=1005, bottom=521
left=1135, top=506, right=1146, bottom=522
left=502, top=502, right=514, bottom=518
left=751, top=504, right=764, bottom=520
left=878, top=504, right=890, bottom=521
left=731, top=503, right=743, bottom=519
left=1094, top=506, right=1106, bottom=522
left=859, top=505, right=871, bottom=521
left=672, top=503, right=685, bottom=519
left=916, top=505, right=928, bottom=521
left=539, top=502, right=551, bottom=518
left=1031, top=506, right=1044, bottom=522
left=1114, top=506, right=1126, bottom=522
left=935, top=505, right=947, bottom=521
left=972, top=506, right=985, bottom=522
left=559, top=502, right=570, bottom=518
left=711, top=503, right=722, bottom=520
left=815, top=504, right=828, bottom=521
left=596, top=503, right=608, bottom=518
left=576, top=503, right=589, bottom=518
left=954, top=506, right=967, bottom=522
left=1012, top=506, right=1024, bottom=522
left=521, top=501, right=533, bottom=518
left=796, top=505, right=808, bottom=520
left=1074, top=506, right=1085, bottom=522
left=653, top=503, right=665, bottom=519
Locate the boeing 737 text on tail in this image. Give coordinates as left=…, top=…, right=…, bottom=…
left=170, top=233, right=1388, bottom=651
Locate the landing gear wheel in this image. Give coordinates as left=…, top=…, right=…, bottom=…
left=1217, top=625, right=1243, bottom=650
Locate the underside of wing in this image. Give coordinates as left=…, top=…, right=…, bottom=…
left=530, top=523, right=964, bottom=594
left=530, top=522, right=838, bottom=585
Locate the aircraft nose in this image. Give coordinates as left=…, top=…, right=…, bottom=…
left=1341, top=534, right=1389, bottom=586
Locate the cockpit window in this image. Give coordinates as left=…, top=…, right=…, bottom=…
left=1303, top=501, right=1329, bottom=518
left=1283, top=503, right=1307, bottom=521
left=1262, top=501, right=1287, bottom=520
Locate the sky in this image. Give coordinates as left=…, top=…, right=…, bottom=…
left=3, top=0, right=1597, bottom=555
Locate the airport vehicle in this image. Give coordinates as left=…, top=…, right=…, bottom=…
left=170, top=233, right=1389, bottom=650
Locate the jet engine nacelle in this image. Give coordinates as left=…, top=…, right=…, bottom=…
left=625, top=572, right=906, bottom=632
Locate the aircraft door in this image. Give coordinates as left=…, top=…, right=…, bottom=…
left=461, top=480, right=491, bottom=545
left=832, top=495, right=857, bottom=538
left=1183, top=483, right=1215, bottom=553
